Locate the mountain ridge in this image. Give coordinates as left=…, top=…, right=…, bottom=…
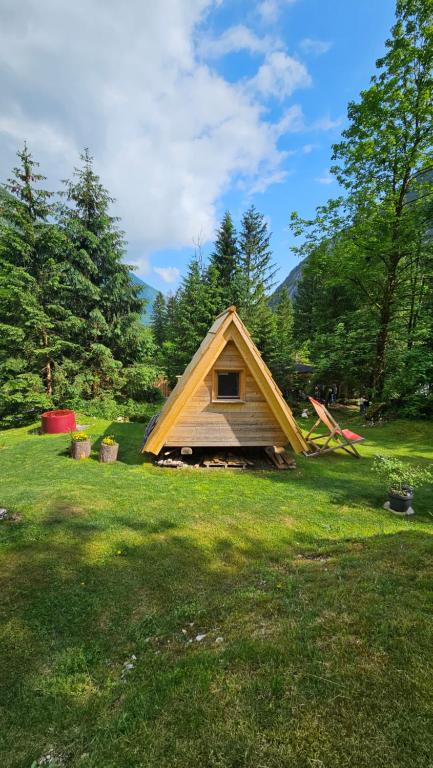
left=129, top=272, right=160, bottom=324
left=271, top=258, right=306, bottom=303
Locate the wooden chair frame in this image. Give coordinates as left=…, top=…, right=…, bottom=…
left=305, top=398, right=364, bottom=458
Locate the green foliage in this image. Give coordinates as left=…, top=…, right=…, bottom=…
left=372, top=453, right=432, bottom=494
left=291, top=0, right=433, bottom=406
left=151, top=291, right=167, bottom=347
left=208, top=210, right=240, bottom=307
left=123, top=363, right=163, bottom=401
left=272, top=286, right=295, bottom=390
left=0, top=373, right=51, bottom=428
left=0, top=146, right=156, bottom=426
left=161, top=206, right=285, bottom=386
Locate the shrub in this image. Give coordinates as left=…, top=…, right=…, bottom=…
left=372, top=454, right=432, bottom=496
left=123, top=364, right=163, bottom=402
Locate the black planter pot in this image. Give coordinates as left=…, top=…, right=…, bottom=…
left=388, top=486, right=414, bottom=514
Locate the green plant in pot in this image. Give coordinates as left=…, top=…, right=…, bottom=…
left=372, top=454, right=431, bottom=515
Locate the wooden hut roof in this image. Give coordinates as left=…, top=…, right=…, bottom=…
left=143, top=306, right=308, bottom=455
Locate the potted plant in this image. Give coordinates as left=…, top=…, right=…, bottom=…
left=70, top=431, right=91, bottom=460
left=372, top=454, right=431, bottom=515
left=99, top=435, right=119, bottom=463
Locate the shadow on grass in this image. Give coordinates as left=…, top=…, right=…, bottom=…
left=2, top=511, right=433, bottom=767
left=91, top=421, right=151, bottom=466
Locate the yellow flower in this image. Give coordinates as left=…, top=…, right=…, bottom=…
left=71, top=431, right=89, bottom=441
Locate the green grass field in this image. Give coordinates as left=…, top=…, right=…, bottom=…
left=0, top=414, right=432, bottom=768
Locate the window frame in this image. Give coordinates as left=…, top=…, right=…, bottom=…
left=212, top=368, right=245, bottom=403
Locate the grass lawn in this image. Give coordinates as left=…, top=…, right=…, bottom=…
left=0, top=413, right=433, bottom=768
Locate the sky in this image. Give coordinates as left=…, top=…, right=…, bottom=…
left=0, top=0, right=396, bottom=292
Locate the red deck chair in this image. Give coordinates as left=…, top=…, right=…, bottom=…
left=305, top=397, right=365, bottom=458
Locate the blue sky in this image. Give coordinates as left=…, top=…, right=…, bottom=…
left=152, top=0, right=396, bottom=291
left=0, top=0, right=396, bottom=292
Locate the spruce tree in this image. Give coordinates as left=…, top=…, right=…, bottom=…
left=152, top=292, right=167, bottom=347
left=0, top=145, right=79, bottom=401
left=59, top=150, right=145, bottom=396
left=171, top=258, right=210, bottom=374
left=237, top=205, right=278, bottom=365
left=209, top=211, right=240, bottom=309
left=238, top=206, right=277, bottom=321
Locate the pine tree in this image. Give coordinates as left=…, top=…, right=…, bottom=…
left=209, top=211, right=240, bottom=309
left=60, top=149, right=144, bottom=363
left=59, top=150, right=145, bottom=396
left=0, top=258, right=51, bottom=426
left=237, top=205, right=279, bottom=368
left=0, top=145, right=79, bottom=401
left=171, top=258, right=210, bottom=374
left=151, top=292, right=167, bottom=347
left=238, top=206, right=277, bottom=326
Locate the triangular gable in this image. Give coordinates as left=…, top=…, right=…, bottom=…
left=143, top=306, right=308, bottom=454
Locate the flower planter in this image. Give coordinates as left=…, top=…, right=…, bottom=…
left=71, top=439, right=91, bottom=460
left=99, top=442, right=119, bottom=463
left=388, top=486, right=414, bottom=514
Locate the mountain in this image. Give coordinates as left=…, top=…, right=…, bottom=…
left=129, top=272, right=160, bottom=324
left=271, top=258, right=306, bottom=304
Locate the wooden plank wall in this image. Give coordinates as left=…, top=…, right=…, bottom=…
left=164, top=341, right=287, bottom=446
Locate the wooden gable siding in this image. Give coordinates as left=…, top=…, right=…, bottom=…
left=164, top=340, right=287, bottom=447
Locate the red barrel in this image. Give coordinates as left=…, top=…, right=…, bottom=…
left=41, top=409, right=76, bottom=434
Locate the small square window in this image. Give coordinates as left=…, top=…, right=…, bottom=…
left=217, top=371, right=240, bottom=399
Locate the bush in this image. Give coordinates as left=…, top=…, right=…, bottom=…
left=398, top=394, right=433, bottom=419
left=372, top=454, right=432, bottom=495
left=76, top=397, right=161, bottom=423
left=0, top=373, right=52, bottom=429
left=123, top=364, right=163, bottom=402
left=83, top=395, right=120, bottom=419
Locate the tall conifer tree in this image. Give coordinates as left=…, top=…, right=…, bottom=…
left=152, top=292, right=167, bottom=347
left=208, top=211, right=240, bottom=309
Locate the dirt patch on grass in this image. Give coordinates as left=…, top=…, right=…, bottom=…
left=45, top=501, right=85, bottom=524
left=295, top=552, right=332, bottom=562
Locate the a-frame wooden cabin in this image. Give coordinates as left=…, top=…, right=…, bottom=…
left=143, top=306, right=308, bottom=455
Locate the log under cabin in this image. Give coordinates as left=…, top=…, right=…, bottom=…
left=142, top=306, right=308, bottom=455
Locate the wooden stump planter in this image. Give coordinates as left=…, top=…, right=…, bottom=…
left=70, top=437, right=91, bottom=460
left=99, top=440, right=119, bottom=463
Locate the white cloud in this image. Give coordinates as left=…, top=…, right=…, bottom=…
left=251, top=52, right=311, bottom=99
left=299, top=38, right=332, bottom=56
left=315, top=171, right=335, bottom=185
left=302, top=143, right=319, bottom=153
left=154, top=266, right=181, bottom=283
left=273, top=106, right=340, bottom=136
left=249, top=169, right=289, bottom=194
left=201, top=25, right=273, bottom=58
left=273, top=105, right=305, bottom=135
left=258, top=0, right=297, bottom=24
left=0, top=0, right=300, bottom=276
left=313, top=115, right=342, bottom=131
